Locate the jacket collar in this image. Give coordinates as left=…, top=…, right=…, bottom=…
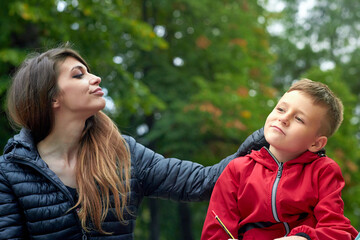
left=251, top=147, right=324, bottom=170
left=3, top=128, right=47, bottom=169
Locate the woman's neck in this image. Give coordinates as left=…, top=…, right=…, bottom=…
left=37, top=119, right=85, bottom=165
left=36, top=121, right=85, bottom=188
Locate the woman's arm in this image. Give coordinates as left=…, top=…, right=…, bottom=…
left=125, top=128, right=267, bottom=202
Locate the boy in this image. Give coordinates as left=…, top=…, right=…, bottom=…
left=201, top=79, right=358, bottom=240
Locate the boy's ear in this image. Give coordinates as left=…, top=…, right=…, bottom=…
left=308, top=136, right=327, bottom=153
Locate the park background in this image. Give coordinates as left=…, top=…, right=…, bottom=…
left=1, top=0, right=360, bottom=239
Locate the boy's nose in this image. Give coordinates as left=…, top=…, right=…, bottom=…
left=278, top=114, right=290, bottom=126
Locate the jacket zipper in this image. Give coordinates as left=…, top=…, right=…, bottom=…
left=267, top=148, right=290, bottom=236
left=12, top=158, right=88, bottom=240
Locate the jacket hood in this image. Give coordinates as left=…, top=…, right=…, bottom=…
left=251, top=147, right=325, bottom=170
left=3, top=128, right=41, bottom=164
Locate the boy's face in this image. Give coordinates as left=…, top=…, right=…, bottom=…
left=264, top=90, right=327, bottom=161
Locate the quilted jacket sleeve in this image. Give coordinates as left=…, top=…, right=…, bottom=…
left=125, top=128, right=267, bottom=202
left=0, top=159, right=27, bottom=240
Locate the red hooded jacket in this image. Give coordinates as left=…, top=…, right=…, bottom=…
left=201, top=147, right=358, bottom=240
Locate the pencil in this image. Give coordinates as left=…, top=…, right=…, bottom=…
left=212, top=210, right=236, bottom=239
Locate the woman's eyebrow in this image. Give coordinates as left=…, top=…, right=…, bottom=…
left=71, top=65, right=85, bottom=71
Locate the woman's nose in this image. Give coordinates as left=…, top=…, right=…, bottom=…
left=89, top=74, right=101, bottom=85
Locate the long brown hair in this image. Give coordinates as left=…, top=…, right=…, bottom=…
left=7, top=45, right=131, bottom=234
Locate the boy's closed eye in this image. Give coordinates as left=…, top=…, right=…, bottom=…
left=295, top=116, right=304, bottom=123
left=277, top=107, right=285, bottom=112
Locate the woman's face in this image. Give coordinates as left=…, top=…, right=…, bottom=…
left=54, top=57, right=106, bottom=119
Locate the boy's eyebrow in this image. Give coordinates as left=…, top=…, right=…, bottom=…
left=276, top=100, right=288, bottom=108
left=277, top=100, right=309, bottom=117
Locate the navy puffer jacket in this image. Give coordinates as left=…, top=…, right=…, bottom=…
left=0, top=128, right=267, bottom=240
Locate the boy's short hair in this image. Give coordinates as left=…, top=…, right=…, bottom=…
left=287, top=78, right=343, bottom=137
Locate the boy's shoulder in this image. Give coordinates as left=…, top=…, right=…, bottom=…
left=313, top=154, right=343, bottom=172
left=232, top=152, right=255, bottom=163
left=229, top=151, right=259, bottom=169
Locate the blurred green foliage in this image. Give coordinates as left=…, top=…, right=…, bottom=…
left=1, top=0, right=360, bottom=238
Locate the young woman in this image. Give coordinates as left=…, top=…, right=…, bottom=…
left=0, top=45, right=267, bottom=239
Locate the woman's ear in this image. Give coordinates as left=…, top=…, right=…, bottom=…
left=52, top=98, right=60, bottom=108
left=308, top=136, right=327, bottom=153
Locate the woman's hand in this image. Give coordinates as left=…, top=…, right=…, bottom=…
left=274, top=237, right=307, bottom=240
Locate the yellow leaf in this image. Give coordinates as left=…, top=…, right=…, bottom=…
left=241, top=110, right=251, bottom=119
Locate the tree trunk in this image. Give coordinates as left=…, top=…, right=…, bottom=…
left=149, top=199, right=159, bottom=240
left=178, top=202, right=193, bottom=240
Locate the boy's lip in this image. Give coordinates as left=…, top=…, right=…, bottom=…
left=271, top=125, right=285, bottom=135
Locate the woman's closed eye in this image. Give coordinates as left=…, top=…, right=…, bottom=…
left=71, top=65, right=87, bottom=79
left=73, top=73, right=84, bottom=79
